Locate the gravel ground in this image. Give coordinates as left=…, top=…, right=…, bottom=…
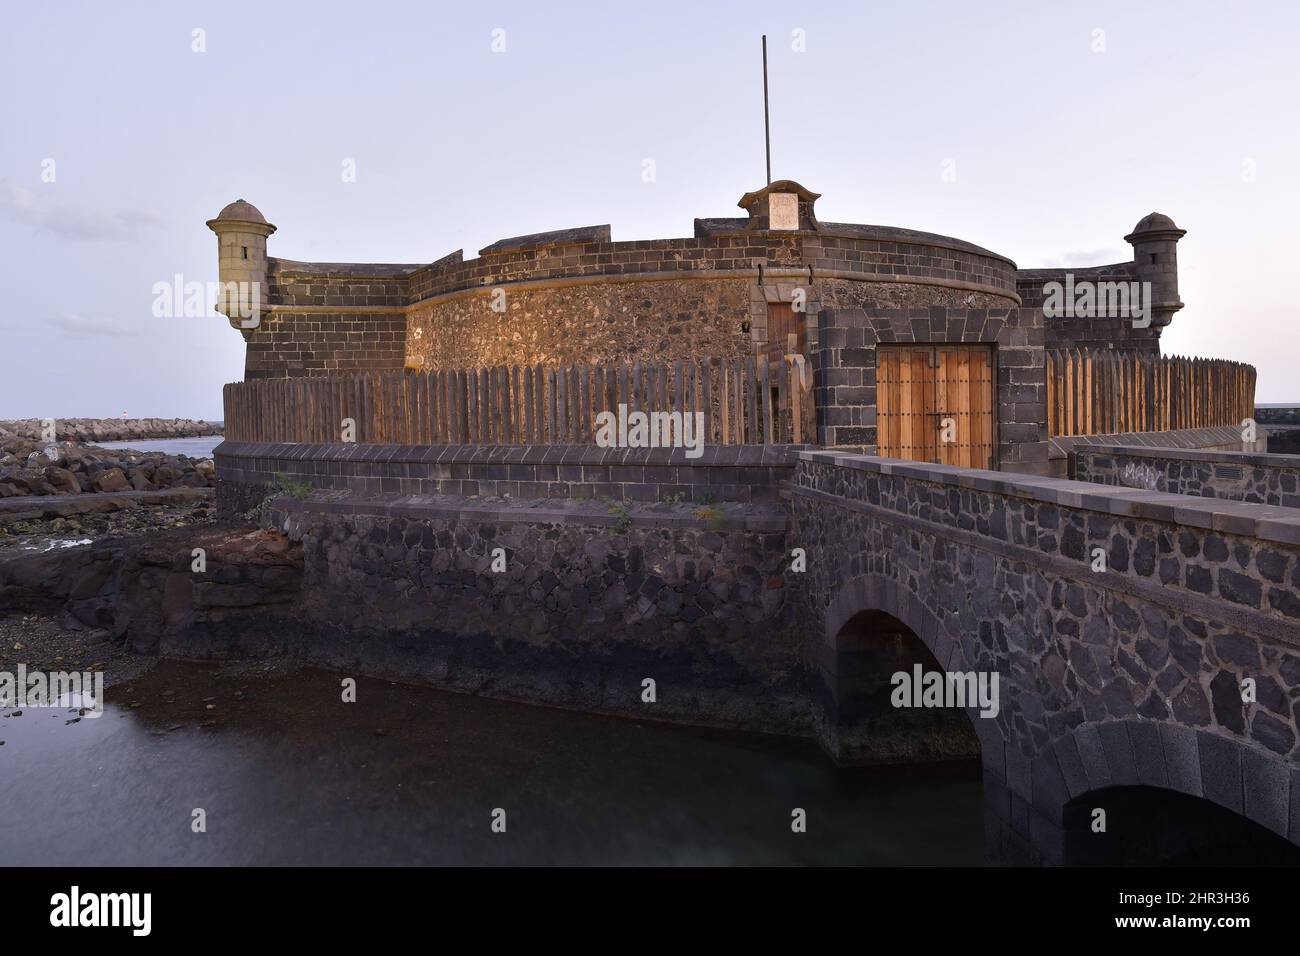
left=0, top=612, right=155, bottom=689
left=0, top=610, right=310, bottom=700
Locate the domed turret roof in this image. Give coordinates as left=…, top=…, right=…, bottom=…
left=1125, top=212, right=1185, bottom=242
left=213, top=198, right=267, bottom=224
left=1133, top=212, right=1177, bottom=232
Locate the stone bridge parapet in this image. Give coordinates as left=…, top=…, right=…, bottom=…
left=1072, top=444, right=1300, bottom=508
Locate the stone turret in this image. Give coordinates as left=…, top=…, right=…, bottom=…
left=1125, top=212, right=1186, bottom=328
left=206, top=199, right=276, bottom=331
left=737, top=180, right=822, bottom=232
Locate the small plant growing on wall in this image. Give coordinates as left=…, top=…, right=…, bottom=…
left=241, top=472, right=314, bottom=524
left=606, top=499, right=634, bottom=536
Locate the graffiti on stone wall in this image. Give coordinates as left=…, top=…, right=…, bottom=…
left=1119, top=461, right=1161, bottom=491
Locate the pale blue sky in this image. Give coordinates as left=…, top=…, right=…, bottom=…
left=1, top=0, right=1297, bottom=418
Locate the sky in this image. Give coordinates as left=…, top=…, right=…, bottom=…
left=1, top=0, right=1297, bottom=419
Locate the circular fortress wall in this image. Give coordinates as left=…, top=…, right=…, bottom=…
left=407, top=275, right=755, bottom=369
left=403, top=187, right=1020, bottom=370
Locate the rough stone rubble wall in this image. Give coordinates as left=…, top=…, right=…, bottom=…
left=269, top=495, right=807, bottom=733
left=250, top=227, right=1021, bottom=380
left=405, top=277, right=754, bottom=369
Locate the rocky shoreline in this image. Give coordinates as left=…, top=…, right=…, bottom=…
left=1, top=436, right=216, bottom=499
left=0, top=492, right=215, bottom=563
left=0, top=416, right=221, bottom=558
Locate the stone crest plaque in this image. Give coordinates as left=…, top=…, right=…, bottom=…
left=768, top=192, right=799, bottom=230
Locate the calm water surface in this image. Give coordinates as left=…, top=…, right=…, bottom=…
left=95, top=436, right=223, bottom=458
left=0, top=662, right=983, bottom=866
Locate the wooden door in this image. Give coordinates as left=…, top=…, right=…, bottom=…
left=877, top=344, right=994, bottom=469
left=765, top=301, right=807, bottom=365
left=876, top=346, right=938, bottom=463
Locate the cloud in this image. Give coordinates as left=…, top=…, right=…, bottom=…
left=47, top=313, right=141, bottom=339
left=0, top=182, right=164, bottom=242
left=1032, top=248, right=1128, bottom=269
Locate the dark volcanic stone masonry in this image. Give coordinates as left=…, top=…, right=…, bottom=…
left=812, top=306, right=1048, bottom=470
left=1017, top=264, right=1160, bottom=353
left=1073, top=445, right=1300, bottom=508
left=215, top=441, right=802, bottom=517
left=791, top=451, right=1300, bottom=854
left=1257, top=407, right=1300, bottom=427
left=266, top=495, right=807, bottom=733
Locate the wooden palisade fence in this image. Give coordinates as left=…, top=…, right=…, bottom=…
left=1047, top=349, right=1256, bottom=437
left=223, top=356, right=816, bottom=447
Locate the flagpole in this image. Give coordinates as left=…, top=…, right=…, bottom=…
left=762, top=35, right=771, bottom=185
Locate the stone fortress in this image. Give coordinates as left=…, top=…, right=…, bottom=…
left=207, top=181, right=1194, bottom=475
left=9, top=177, right=1267, bottom=864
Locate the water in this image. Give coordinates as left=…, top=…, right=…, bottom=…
left=94, top=435, right=223, bottom=458
left=0, top=661, right=984, bottom=866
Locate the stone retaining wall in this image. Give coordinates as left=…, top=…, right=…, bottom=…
left=250, top=493, right=806, bottom=732
left=1258, top=407, right=1300, bottom=428
left=1047, top=426, right=1265, bottom=479
left=1072, top=445, right=1300, bottom=508
left=0, top=487, right=809, bottom=734
left=215, top=441, right=804, bottom=520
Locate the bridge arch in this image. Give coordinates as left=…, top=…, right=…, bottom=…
left=1030, top=719, right=1300, bottom=859
left=817, top=573, right=1006, bottom=765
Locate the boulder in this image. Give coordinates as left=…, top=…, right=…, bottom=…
left=44, top=466, right=81, bottom=495
left=91, top=467, right=131, bottom=493
left=60, top=446, right=93, bottom=466
left=127, top=468, right=154, bottom=491
left=3, top=467, right=56, bottom=495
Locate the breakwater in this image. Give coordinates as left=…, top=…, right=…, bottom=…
left=0, top=418, right=221, bottom=445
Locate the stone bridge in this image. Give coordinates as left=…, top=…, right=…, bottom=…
left=791, top=451, right=1300, bottom=861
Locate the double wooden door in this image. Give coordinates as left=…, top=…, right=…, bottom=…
left=876, top=345, right=995, bottom=469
